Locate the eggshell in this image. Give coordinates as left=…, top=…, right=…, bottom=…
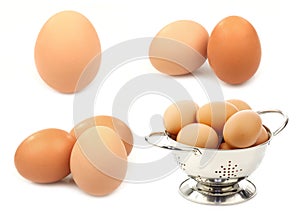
left=207, top=16, right=261, bottom=84
left=149, top=20, right=208, bottom=75
left=219, top=142, right=235, bottom=150
left=14, top=129, right=76, bottom=183
left=70, top=115, right=133, bottom=156
left=223, top=110, right=262, bottom=148
left=164, top=100, right=199, bottom=135
left=70, top=126, right=127, bottom=196
left=34, top=10, right=101, bottom=93
left=227, top=99, right=251, bottom=111
left=255, top=126, right=269, bottom=145
left=177, top=123, right=219, bottom=149
left=196, top=101, right=238, bottom=133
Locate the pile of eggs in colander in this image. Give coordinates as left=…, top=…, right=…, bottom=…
left=163, top=99, right=269, bottom=150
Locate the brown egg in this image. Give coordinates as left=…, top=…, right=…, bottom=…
left=177, top=123, right=219, bottom=149
left=164, top=100, right=199, bottom=135
left=223, top=110, right=262, bottom=148
left=70, top=126, right=127, bottom=196
left=70, top=115, right=133, bottom=156
left=196, top=101, right=238, bottom=133
left=219, top=142, right=235, bottom=150
left=34, top=10, right=101, bottom=93
left=14, top=129, right=76, bottom=183
left=227, top=99, right=251, bottom=111
left=207, top=16, right=261, bottom=84
left=149, top=20, right=208, bottom=75
left=255, top=126, right=269, bottom=145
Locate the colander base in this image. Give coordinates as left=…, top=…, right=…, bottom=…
left=179, top=178, right=256, bottom=205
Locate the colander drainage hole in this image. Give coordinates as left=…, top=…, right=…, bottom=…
left=214, top=161, right=243, bottom=179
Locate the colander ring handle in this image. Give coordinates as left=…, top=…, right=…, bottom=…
left=257, top=109, right=289, bottom=136
left=145, top=131, right=202, bottom=154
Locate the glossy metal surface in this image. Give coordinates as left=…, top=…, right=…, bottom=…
left=179, top=178, right=256, bottom=205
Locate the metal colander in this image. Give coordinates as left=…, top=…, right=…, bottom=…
left=145, top=110, right=288, bottom=205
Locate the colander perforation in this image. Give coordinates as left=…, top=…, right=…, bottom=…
left=214, top=160, right=243, bottom=179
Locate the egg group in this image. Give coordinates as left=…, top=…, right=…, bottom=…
left=150, top=16, right=261, bottom=85
left=163, top=99, right=269, bottom=150
left=14, top=115, right=132, bottom=196
left=16, top=11, right=265, bottom=199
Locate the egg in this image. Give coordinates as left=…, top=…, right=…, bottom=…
left=219, top=142, right=234, bottom=150
left=227, top=99, right=251, bottom=111
left=177, top=123, right=219, bottom=149
left=70, top=126, right=127, bottom=196
left=196, top=101, right=238, bottom=133
left=255, top=126, right=269, bottom=145
left=207, top=16, right=261, bottom=84
left=164, top=100, right=199, bottom=135
left=149, top=20, right=208, bottom=75
left=223, top=110, right=262, bottom=148
left=14, top=129, right=76, bottom=183
left=70, top=115, right=133, bottom=156
left=34, top=10, right=101, bottom=93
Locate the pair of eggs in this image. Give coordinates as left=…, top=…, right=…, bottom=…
left=164, top=99, right=269, bottom=150
left=14, top=116, right=133, bottom=196
left=149, top=16, right=261, bottom=84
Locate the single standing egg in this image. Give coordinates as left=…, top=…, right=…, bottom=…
left=70, top=126, right=127, bottom=196
left=70, top=115, right=133, bottom=156
left=196, top=101, right=238, bottom=133
left=149, top=20, right=208, bottom=75
left=34, top=10, right=101, bottom=93
left=223, top=110, right=262, bottom=148
left=163, top=100, right=199, bottom=135
left=14, top=129, right=76, bottom=183
left=207, top=16, right=261, bottom=84
left=177, top=123, right=219, bottom=149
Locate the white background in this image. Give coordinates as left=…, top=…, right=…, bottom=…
left=0, top=0, right=297, bottom=217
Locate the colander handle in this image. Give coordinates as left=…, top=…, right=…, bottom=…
left=145, top=131, right=202, bottom=154
left=257, top=110, right=289, bottom=136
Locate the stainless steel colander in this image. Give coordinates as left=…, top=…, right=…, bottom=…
left=145, top=110, right=288, bottom=205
